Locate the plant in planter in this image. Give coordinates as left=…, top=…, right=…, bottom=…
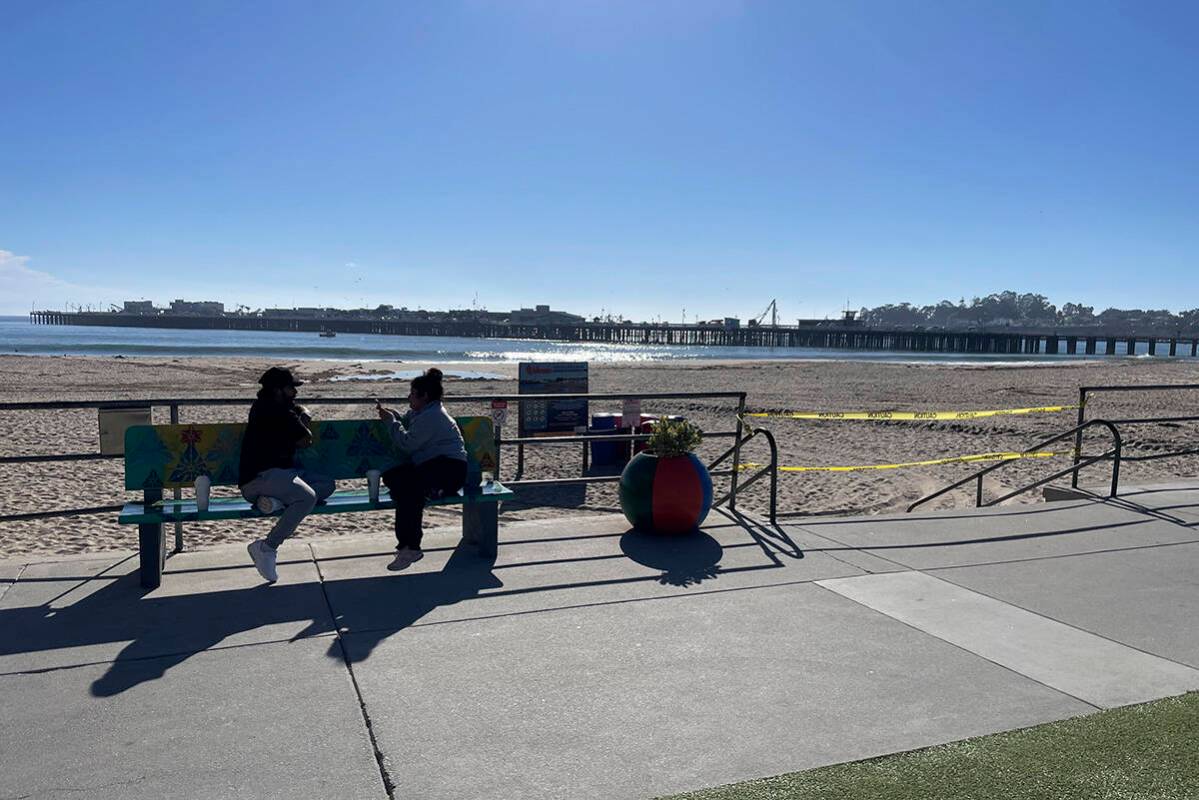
left=619, top=418, right=713, bottom=534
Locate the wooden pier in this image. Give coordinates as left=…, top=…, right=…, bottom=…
left=26, top=311, right=1199, bottom=357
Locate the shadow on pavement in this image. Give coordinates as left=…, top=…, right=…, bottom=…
left=321, top=541, right=501, bottom=664
left=619, top=529, right=723, bottom=587
left=0, top=516, right=792, bottom=696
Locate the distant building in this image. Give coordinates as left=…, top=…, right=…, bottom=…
left=169, top=299, right=224, bottom=315
left=507, top=304, right=585, bottom=326
left=122, top=300, right=156, bottom=314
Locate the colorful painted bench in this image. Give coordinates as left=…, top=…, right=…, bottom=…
left=117, top=416, right=513, bottom=588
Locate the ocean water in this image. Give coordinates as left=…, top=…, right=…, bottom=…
left=0, top=316, right=1175, bottom=364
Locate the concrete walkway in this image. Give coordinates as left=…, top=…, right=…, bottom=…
left=2, top=481, right=1198, bottom=799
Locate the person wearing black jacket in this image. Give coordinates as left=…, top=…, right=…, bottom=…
left=239, top=367, right=334, bottom=583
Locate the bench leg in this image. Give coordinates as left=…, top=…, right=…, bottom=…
left=462, top=503, right=498, bottom=557
left=139, top=522, right=165, bottom=589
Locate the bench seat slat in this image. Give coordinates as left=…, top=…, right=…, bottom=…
left=118, top=483, right=514, bottom=525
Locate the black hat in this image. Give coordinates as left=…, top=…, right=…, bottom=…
left=259, top=367, right=303, bottom=389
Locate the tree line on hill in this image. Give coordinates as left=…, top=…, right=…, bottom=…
left=856, top=292, right=1199, bottom=333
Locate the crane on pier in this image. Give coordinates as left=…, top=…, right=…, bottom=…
left=750, top=299, right=779, bottom=327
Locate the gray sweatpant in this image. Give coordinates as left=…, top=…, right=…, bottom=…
left=241, top=468, right=336, bottom=549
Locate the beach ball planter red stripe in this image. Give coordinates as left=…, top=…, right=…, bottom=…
left=619, top=452, right=713, bottom=534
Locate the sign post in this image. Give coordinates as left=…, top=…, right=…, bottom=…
left=490, top=400, right=507, bottom=479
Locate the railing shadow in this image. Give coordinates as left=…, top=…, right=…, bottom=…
left=713, top=507, right=803, bottom=562
left=0, top=517, right=783, bottom=696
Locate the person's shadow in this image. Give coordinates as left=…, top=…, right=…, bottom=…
left=619, top=528, right=723, bottom=587
left=321, top=542, right=501, bottom=664
left=74, top=540, right=500, bottom=696
left=3, top=527, right=735, bottom=698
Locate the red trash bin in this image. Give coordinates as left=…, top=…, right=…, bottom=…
left=634, top=414, right=658, bottom=454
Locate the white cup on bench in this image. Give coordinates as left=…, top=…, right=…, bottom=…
left=366, top=469, right=381, bottom=502
left=195, top=475, right=211, bottom=512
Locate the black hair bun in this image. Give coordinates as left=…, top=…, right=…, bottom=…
left=425, top=368, right=444, bottom=383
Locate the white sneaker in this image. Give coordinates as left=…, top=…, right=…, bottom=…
left=256, top=496, right=284, bottom=514
left=247, top=539, right=278, bottom=583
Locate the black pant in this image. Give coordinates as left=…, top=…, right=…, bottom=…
left=382, top=457, right=468, bottom=550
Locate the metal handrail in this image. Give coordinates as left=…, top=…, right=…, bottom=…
left=0, top=390, right=747, bottom=412
left=499, top=431, right=736, bottom=446
left=711, top=426, right=779, bottom=524
left=0, top=391, right=754, bottom=533
left=1100, top=415, right=1199, bottom=426
left=0, top=452, right=121, bottom=465
left=1073, top=383, right=1199, bottom=487
left=907, top=419, right=1122, bottom=513
left=1116, top=448, right=1199, bottom=463
left=0, top=503, right=124, bottom=524
left=1078, top=383, right=1199, bottom=393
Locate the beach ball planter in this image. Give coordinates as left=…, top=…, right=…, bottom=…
left=619, top=419, right=712, bottom=534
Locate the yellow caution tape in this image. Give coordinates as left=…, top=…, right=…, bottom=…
left=746, top=405, right=1078, bottom=422
left=740, top=450, right=1069, bottom=473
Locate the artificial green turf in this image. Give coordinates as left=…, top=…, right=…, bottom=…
left=660, top=692, right=1199, bottom=800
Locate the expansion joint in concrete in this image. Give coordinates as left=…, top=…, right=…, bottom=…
left=927, top=567, right=1199, bottom=675
left=310, top=545, right=397, bottom=800
left=811, top=579, right=1105, bottom=712
left=0, top=563, right=28, bottom=605
left=792, top=523, right=911, bottom=573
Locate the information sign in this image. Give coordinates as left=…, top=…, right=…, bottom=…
left=490, top=399, right=509, bottom=428
left=518, top=362, right=589, bottom=437
left=621, top=398, right=641, bottom=429
left=98, top=406, right=152, bottom=456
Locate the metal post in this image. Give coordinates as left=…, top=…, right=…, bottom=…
left=1072, top=389, right=1086, bottom=488
left=729, top=394, right=746, bottom=512
left=170, top=403, right=184, bottom=553
left=493, top=421, right=503, bottom=482
left=139, top=487, right=164, bottom=589
left=976, top=475, right=984, bottom=507
left=1109, top=435, right=1121, bottom=498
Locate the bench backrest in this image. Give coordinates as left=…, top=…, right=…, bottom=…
left=123, top=417, right=496, bottom=491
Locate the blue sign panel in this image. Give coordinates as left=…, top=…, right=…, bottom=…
left=518, top=362, right=589, bottom=436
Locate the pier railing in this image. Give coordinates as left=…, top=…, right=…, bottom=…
left=0, top=390, right=777, bottom=549
left=29, top=310, right=1199, bottom=356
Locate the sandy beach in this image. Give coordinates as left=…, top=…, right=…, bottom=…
left=1, top=353, right=1197, bottom=558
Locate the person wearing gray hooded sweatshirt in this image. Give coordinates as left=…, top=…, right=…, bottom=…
left=377, top=368, right=467, bottom=569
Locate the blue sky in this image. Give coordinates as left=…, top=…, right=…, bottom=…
left=2, top=1, right=1196, bottom=320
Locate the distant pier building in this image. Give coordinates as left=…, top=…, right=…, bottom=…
left=26, top=308, right=1199, bottom=357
